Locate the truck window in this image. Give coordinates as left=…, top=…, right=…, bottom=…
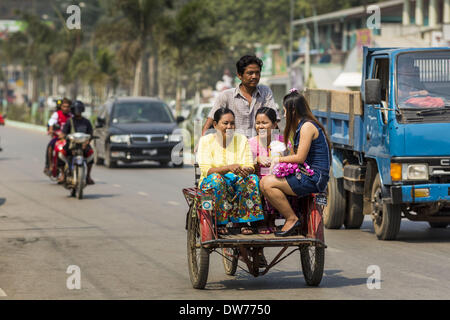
left=372, top=58, right=390, bottom=123
left=397, top=51, right=450, bottom=109
left=372, top=58, right=389, bottom=103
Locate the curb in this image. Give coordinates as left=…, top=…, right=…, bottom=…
left=5, top=120, right=47, bottom=133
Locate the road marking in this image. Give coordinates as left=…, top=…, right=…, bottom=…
left=0, top=288, right=7, bottom=297
left=326, top=247, right=343, bottom=253
left=138, top=192, right=148, bottom=197
left=113, top=184, right=121, bottom=188
left=401, top=271, right=438, bottom=282
left=168, top=201, right=180, bottom=206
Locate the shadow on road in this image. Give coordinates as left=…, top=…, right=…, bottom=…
left=105, top=161, right=193, bottom=170
left=206, top=269, right=368, bottom=291
left=357, top=219, right=450, bottom=243
left=69, top=194, right=119, bottom=200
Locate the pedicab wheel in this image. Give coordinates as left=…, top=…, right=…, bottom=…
left=222, top=248, right=238, bottom=276
left=300, top=244, right=325, bottom=286
left=187, top=206, right=210, bottom=289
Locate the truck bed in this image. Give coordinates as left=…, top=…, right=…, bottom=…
left=305, top=88, right=364, bottom=152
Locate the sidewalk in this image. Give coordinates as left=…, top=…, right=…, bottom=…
left=5, top=119, right=47, bottom=133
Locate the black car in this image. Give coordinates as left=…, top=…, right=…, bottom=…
left=93, top=97, right=185, bottom=168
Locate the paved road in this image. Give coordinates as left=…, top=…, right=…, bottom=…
left=0, top=125, right=449, bottom=300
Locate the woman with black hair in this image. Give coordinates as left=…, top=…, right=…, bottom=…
left=260, top=89, right=331, bottom=237
left=197, top=108, right=264, bottom=235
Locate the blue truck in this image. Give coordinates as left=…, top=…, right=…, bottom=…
left=305, top=46, right=450, bottom=240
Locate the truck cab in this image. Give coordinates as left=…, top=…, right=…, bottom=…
left=307, top=46, right=450, bottom=240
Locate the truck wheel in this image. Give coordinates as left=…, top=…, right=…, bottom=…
left=323, top=173, right=346, bottom=229
left=371, top=174, right=401, bottom=240
left=344, top=192, right=364, bottom=229
left=428, top=222, right=448, bottom=228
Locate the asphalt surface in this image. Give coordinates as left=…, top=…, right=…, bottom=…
left=0, top=125, right=450, bottom=300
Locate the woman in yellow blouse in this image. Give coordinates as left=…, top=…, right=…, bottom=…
left=197, top=108, right=264, bottom=235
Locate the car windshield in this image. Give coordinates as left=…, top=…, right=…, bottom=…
left=112, top=101, right=174, bottom=124
left=397, top=51, right=450, bottom=109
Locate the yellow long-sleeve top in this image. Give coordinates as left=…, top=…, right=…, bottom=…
left=196, top=133, right=255, bottom=185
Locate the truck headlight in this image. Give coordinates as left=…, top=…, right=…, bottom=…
left=402, top=164, right=428, bottom=181
left=110, top=135, right=130, bottom=144
left=169, top=134, right=183, bottom=142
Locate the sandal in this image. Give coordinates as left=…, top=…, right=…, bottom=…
left=217, top=227, right=229, bottom=235
left=257, top=227, right=271, bottom=235
left=241, top=227, right=254, bottom=235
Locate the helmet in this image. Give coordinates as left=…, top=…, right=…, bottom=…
left=71, top=100, right=85, bottom=114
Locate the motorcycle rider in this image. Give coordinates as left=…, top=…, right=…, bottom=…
left=58, top=100, right=95, bottom=185
left=44, top=98, right=72, bottom=175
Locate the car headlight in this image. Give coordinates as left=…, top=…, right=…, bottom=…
left=402, top=164, right=429, bottom=181
left=110, top=135, right=130, bottom=144
left=169, top=134, right=183, bottom=142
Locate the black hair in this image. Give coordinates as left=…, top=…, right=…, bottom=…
left=213, top=108, right=235, bottom=123
left=255, top=107, right=277, bottom=124
left=61, top=97, right=72, bottom=106
left=236, top=55, right=263, bottom=75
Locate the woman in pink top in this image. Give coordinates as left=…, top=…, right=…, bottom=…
left=249, top=107, right=289, bottom=234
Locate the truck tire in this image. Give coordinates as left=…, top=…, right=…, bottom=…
left=344, top=192, right=364, bottom=229
left=371, top=174, right=401, bottom=240
left=428, top=222, right=448, bottom=228
left=323, top=174, right=346, bottom=229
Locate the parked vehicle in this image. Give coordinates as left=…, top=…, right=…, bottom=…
left=93, top=97, right=185, bottom=168
left=307, top=47, right=450, bottom=240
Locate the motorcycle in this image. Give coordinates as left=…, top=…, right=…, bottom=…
left=45, top=123, right=64, bottom=181
left=60, top=132, right=94, bottom=199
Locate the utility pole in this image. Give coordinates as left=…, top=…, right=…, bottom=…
left=304, top=28, right=311, bottom=88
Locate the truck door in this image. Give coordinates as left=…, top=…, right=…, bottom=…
left=364, top=56, right=390, bottom=158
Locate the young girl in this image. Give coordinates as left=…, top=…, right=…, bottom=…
left=248, top=107, right=290, bottom=234
left=260, top=90, right=331, bottom=237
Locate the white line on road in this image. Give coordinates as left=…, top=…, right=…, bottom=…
left=0, top=288, right=7, bottom=297
left=113, top=184, right=121, bottom=188
left=168, top=201, right=180, bottom=206
left=401, top=271, right=438, bottom=282
left=138, top=192, right=148, bottom=197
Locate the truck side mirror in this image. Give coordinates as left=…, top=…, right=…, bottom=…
left=365, top=79, right=382, bottom=105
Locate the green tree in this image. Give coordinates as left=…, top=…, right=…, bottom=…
left=160, top=0, right=224, bottom=115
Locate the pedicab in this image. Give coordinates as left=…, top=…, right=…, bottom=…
left=182, top=164, right=327, bottom=289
